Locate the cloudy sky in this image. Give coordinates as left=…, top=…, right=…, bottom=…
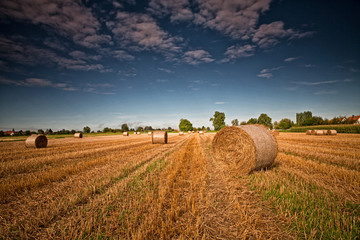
left=0, top=0, right=359, bottom=131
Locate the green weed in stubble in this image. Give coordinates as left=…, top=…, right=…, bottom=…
left=248, top=172, right=360, bottom=239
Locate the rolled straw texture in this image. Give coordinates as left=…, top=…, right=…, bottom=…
left=212, top=125, right=277, bottom=174
left=74, top=132, right=83, bottom=138
left=152, top=131, right=168, bottom=144
left=306, top=130, right=312, bottom=135
left=123, top=132, right=129, bottom=136
left=314, top=130, right=324, bottom=135
left=25, top=134, right=48, bottom=148
left=327, top=130, right=337, bottom=135
left=272, top=130, right=279, bottom=136
left=179, top=131, right=184, bottom=136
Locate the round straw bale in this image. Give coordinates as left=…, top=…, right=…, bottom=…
left=212, top=125, right=277, bottom=174
left=152, top=131, right=168, bottom=144
left=311, top=130, right=317, bottom=135
left=74, top=132, right=83, bottom=138
left=179, top=131, right=184, bottom=136
left=123, top=132, right=129, bottom=136
left=306, top=130, right=312, bottom=135
left=327, top=129, right=337, bottom=135
left=137, top=132, right=141, bottom=135
left=188, top=131, right=192, bottom=134
left=199, top=131, right=204, bottom=135
left=25, top=134, right=48, bottom=148
left=314, top=130, right=324, bottom=135
left=148, top=132, right=152, bottom=135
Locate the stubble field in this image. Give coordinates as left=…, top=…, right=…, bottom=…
left=0, top=132, right=359, bottom=239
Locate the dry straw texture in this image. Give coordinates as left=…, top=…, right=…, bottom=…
left=212, top=125, right=277, bottom=174
left=179, top=131, right=184, bottom=136
left=25, top=134, right=48, bottom=148
left=314, top=130, right=325, bottom=135
left=272, top=130, right=279, bottom=136
left=306, top=130, right=312, bottom=135
left=74, top=133, right=83, bottom=138
left=327, top=130, right=337, bottom=135
left=152, top=131, right=168, bottom=144
left=123, top=132, right=129, bottom=136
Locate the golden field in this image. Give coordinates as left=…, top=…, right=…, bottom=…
left=0, top=132, right=359, bottom=239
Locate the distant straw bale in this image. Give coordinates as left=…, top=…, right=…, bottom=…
left=199, top=131, right=204, bottom=135
left=123, top=132, right=129, bottom=136
left=25, top=134, right=48, bottom=148
left=74, top=132, right=83, bottom=138
left=137, top=132, right=141, bottom=135
left=148, top=132, right=152, bottom=135
left=327, top=130, right=337, bottom=135
left=306, top=130, right=312, bottom=135
left=179, top=131, right=184, bottom=136
left=152, top=131, right=168, bottom=144
left=314, top=130, right=325, bottom=135
left=212, top=125, right=277, bottom=174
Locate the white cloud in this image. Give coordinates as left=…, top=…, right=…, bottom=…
left=0, top=77, right=76, bottom=91
left=194, top=0, right=271, bottom=40
left=215, top=102, right=225, bottom=105
left=222, top=44, right=255, bottom=62
left=257, top=73, right=273, bottom=79
left=158, top=67, right=173, bottom=73
left=295, top=80, right=338, bottom=86
left=183, top=50, right=214, bottom=65
left=257, top=66, right=283, bottom=78
left=148, top=0, right=193, bottom=22
left=253, top=21, right=313, bottom=48
left=0, top=0, right=112, bottom=48
left=111, top=11, right=182, bottom=54
left=284, top=56, right=301, bottom=62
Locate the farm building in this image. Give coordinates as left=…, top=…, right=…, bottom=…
left=347, top=115, right=360, bottom=124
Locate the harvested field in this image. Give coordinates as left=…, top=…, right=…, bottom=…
left=0, top=132, right=359, bottom=239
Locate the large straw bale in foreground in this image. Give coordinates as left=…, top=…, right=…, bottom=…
left=212, top=125, right=277, bottom=174
left=25, top=134, right=48, bottom=148
left=74, top=132, right=83, bottom=138
left=152, top=131, right=168, bottom=144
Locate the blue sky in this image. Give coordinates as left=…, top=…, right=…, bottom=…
left=0, top=0, right=359, bottom=131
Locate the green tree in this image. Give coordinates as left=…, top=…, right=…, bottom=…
left=121, top=123, right=129, bottom=132
left=38, top=129, right=44, bottom=134
left=240, top=121, right=247, bottom=125
left=209, top=111, right=226, bottom=131
left=276, top=118, right=294, bottom=129
left=83, top=126, right=91, bottom=133
left=136, top=126, right=144, bottom=132
left=231, top=119, right=239, bottom=126
left=179, top=119, right=193, bottom=131
left=296, top=111, right=312, bottom=126
left=103, top=127, right=111, bottom=133
left=247, top=118, right=258, bottom=124
left=257, top=113, right=272, bottom=129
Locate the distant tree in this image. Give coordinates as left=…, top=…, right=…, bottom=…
left=167, top=127, right=173, bottom=131
left=25, top=130, right=31, bottom=135
left=240, top=121, right=247, bottom=125
left=276, top=118, right=294, bottom=129
left=206, top=127, right=210, bottom=131
left=0, top=131, right=4, bottom=137
left=296, top=111, right=312, bottom=126
left=231, top=119, right=239, bottom=126
left=83, top=126, right=91, bottom=133
left=38, top=129, right=44, bottom=134
left=302, top=116, right=324, bottom=126
left=71, top=129, right=76, bottom=134
left=144, top=126, right=153, bottom=131
left=136, top=126, right=143, bottom=132
left=103, top=127, right=111, bottom=133
left=121, top=123, right=129, bottom=132
left=45, top=129, right=53, bottom=134
left=257, top=113, right=272, bottom=129
left=179, top=119, right=193, bottom=131
left=209, top=111, right=226, bottom=131
left=18, top=130, right=23, bottom=136
left=247, top=118, right=258, bottom=124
